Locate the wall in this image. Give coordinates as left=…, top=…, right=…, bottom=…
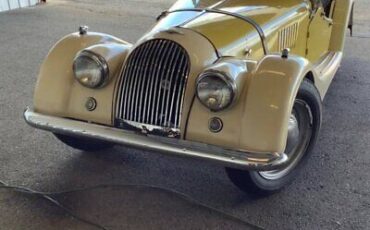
left=0, top=0, right=40, bottom=12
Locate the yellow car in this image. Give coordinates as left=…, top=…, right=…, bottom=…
left=24, top=0, right=354, bottom=195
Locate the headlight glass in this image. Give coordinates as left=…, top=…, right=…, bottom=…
left=73, top=51, right=109, bottom=88
left=196, top=72, right=236, bottom=111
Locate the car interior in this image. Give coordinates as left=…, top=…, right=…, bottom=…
left=321, top=0, right=333, bottom=17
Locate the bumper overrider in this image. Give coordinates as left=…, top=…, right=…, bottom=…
left=24, top=108, right=288, bottom=171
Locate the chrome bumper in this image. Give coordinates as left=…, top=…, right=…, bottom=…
left=24, top=108, right=288, bottom=170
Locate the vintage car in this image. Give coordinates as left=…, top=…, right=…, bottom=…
left=24, top=0, right=354, bottom=195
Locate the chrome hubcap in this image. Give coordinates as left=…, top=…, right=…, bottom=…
left=285, top=114, right=300, bottom=154
left=259, top=100, right=313, bottom=180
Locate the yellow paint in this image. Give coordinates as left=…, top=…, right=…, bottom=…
left=306, top=7, right=333, bottom=61
left=33, top=32, right=131, bottom=125
left=32, top=0, right=354, bottom=155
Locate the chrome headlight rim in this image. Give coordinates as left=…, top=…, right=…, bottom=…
left=196, top=70, right=237, bottom=112
left=73, top=50, right=110, bottom=89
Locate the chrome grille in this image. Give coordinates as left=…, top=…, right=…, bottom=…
left=115, top=39, right=190, bottom=133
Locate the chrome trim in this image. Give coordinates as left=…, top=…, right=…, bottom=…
left=196, top=70, right=237, bottom=112
left=175, top=55, right=188, bottom=127
left=149, top=41, right=166, bottom=124
left=24, top=108, right=288, bottom=171
left=278, top=23, right=299, bottom=51
left=115, top=39, right=190, bottom=133
left=162, top=44, right=180, bottom=125
left=85, top=97, right=97, bottom=111
left=164, top=28, right=185, bottom=35
left=142, top=41, right=156, bottom=124
left=159, top=8, right=269, bottom=54
left=157, top=42, right=175, bottom=126
left=130, top=40, right=145, bottom=121
left=259, top=99, right=312, bottom=179
left=134, top=43, right=148, bottom=121
left=117, top=119, right=180, bottom=137
left=152, top=40, right=168, bottom=124
left=73, top=50, right=110, bottom=88
left=282, top=48, right=290, bottom=59
left=126, top=44, right=139, bottom=121
left=209, top=117, right=223, bottom=133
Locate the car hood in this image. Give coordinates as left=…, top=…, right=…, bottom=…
left=153, top=0, right=309, bottom=58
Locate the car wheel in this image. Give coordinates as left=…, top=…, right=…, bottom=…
left=225, top=79, right=322, bottom=196
left=54, top=133, right=114, bottom=152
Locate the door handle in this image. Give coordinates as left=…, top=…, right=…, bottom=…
left=321, top=12, right=333, bottom=26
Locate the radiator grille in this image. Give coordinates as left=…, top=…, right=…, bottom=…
left=115, top=39, right=190, bottom=131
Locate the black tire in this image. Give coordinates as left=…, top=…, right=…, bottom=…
left=226, top=79, right=322, bottom=196
left=54, top=133, right=114, bottom=152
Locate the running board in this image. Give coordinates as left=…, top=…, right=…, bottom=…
left=312, top=51, right=343, bottom=97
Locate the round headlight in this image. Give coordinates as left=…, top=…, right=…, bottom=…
left=73, top=50, right=109, bottom=88
left=196, top=71, right=236, bottom=111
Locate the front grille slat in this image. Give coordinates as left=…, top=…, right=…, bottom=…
left=160, top=42, right=178, bottom=126
left=153, top=41, right=171, bottom=125
left=146, top=41, right=160, bottom=123
left=122, top=54, right=133, bottom=119
left=120, top=49, right=137, bottom=119
left=142, top=41, right=156, bottom=123
left=116, top=39, right=190, bottom=133
left=134, top=43, right=149, bottom=122
left=137, top=41, right=154, bottom=122
left=125, top=47, right=140, bottom=120
left=149, top=41, right=162, bottom=124
left=164, top=44, right=182, bottom=126
left=130, top=42, right=146, bottom=121
left=148, top=41, right=166, bottom=124
left=116, top=65, right=125, bottom=119
left=170, top=54, right=186, bottom=127
left=175, top=58, right=188, bottom=127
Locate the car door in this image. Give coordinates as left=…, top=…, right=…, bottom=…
left=306, top=2, right=334, bottom=62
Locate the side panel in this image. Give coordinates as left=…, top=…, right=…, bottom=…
left=329, top=0, right=354, bottom=52
left=310, top=0, right=354, bottom=98
left=33, top=32, right=131, bottom=125
left=306, top=7, right=333, bottom=62
left=186, top=55, right=313, bottom=154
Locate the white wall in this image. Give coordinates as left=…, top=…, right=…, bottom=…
left=0, top=0, right=40, bottom=12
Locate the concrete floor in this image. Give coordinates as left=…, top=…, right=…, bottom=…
left=0, top=0, right=369, bottom=229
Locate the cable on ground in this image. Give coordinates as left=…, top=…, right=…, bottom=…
left=0, top=179, right=263, bottom=230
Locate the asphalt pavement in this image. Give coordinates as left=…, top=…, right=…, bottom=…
left=0, top=0, right=369, bottom=229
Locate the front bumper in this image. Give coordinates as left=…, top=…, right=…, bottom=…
left=24, top=108, right=288, bottom=170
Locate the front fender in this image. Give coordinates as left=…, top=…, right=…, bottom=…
left=186, top=54, right=314, bottom=154
left=240, top=54, right=313, bottom=153
left=34, top=32, right=131, bottom=125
